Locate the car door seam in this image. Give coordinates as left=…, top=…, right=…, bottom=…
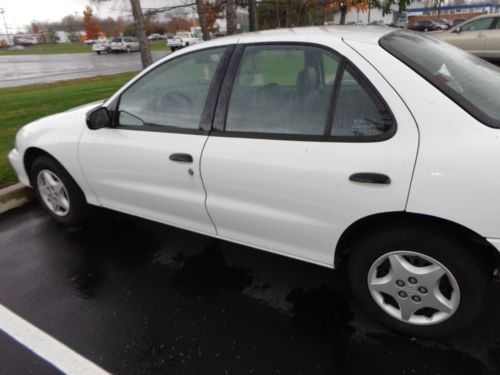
left=342, top=37, right=421, bottom=211
left=199, top=136, right=219, bottom=236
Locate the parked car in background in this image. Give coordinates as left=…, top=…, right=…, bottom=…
left=148, top=33, right=164, bottom=41
left=168, top=32, right=201, bottom=51
left=110, top=37, right=140, bottom=53
left=7, top=45, right=26, bottom=51
left=92, top=39, right=111, bottom=54
left=434, top=18, right=452, bottom=30
left=408, top=20, right=440, bottom=31
left=433, top=14, right=500, bottom=60
left=9, top=27, right=500, bottom=339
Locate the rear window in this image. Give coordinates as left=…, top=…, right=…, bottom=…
left=380, top=30, right=500, bottom=128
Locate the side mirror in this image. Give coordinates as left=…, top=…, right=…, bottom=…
left=86, top=106, right=111, bottom=130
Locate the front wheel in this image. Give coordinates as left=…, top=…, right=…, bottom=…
left=31, top=156, right=90, bottom=227
left=348, top=227, right=490, bottom=337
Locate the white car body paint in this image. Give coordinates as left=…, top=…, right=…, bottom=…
left=201, top=33, right=418, bottom=266
left=346, top=39, right=500, bottom=240
left=9, top=27, right=500, bottom=271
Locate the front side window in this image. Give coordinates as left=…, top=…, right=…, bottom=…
left=118, top=47, right=225, bottom=129
left=460, top=17, right=494, bottom=31
left=381, top=30, right=500, bottom=128
left=225, top=45, right=341, bottom=135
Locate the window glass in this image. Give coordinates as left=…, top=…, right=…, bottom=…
left=118, top=47, right=225, bottom=129
left=381, top=30, right=500, bottom=128
left=226, top=45, right=340, bottom=135
left=495, top=18, right=500, bottom=29
left=331, top=65, right=393, bottom=137
left=461, top=17, right=493, bottom=31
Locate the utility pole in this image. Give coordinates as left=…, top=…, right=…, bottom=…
left=248, top=0, right=257, bottom=31
left=0, top=8, right=11, bottom=45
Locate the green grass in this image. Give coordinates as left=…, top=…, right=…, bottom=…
left=0, top=40, right=168, bottom=55
left=0, top=72, right=138, bottom=187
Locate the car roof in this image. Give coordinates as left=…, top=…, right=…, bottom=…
left=198, top=26, right=394, bottom=48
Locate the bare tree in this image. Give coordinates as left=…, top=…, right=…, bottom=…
left=226, top=0, right=237, bottom=34
left=129, top=0, right=152, bottom=68
left=195, top=0, right=211, bottom=40
left=92, top=0, right=152, bottom=69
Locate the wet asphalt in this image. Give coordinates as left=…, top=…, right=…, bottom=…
left=0, top=51, right=169, bottom=88
left=1, top=202, right=500, bottom=374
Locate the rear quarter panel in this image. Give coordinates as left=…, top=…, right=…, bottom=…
left=347, top=40, right=500, bottom=239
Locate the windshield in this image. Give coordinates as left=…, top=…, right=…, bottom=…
left=112, top=38, right=122, bottom=43
left=380, top=30, right=500, bottom=128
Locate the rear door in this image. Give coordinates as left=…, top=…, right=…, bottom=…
left=201, top=43, right=418, bottom=266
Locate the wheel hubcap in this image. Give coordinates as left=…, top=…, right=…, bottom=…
left=37, top=169, right=70, bottom=217
left=367, top=251, right=460, bottom=325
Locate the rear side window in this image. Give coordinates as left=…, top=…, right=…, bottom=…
left=224, top=44, right=394, bottom=139
left=331, top=64, right=393, bottom=137
left=381, top=30, right=500, bottom=128
left=226, top=45, right=340, bottom=136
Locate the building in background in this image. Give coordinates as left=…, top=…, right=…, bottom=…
left=331, top=1, right=500, bottom=26
left=406, top=1, right=499, bottom=25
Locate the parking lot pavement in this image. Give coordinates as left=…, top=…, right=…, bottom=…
left=1, top=203, right=500, bottom=374
left=0, top=51, right=168, bottom=88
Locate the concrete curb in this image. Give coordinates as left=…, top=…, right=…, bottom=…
left=0, top=183, right=34, bottom=215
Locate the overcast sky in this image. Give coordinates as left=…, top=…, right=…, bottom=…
left=0, top=0, right=181, bottom=32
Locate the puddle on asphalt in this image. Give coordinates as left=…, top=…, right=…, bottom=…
left=31, top=207, right=500, bottom=374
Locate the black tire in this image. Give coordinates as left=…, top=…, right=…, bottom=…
left=348, top=226, right=490, bottom=338
left=170, top=46, right=176, bottom=51
left=31, top=156, right=90, bottom=227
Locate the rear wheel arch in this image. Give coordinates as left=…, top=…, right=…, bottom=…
left=334, top=211, right=498, bottom=271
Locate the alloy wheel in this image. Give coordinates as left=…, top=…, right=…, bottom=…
left=37, top=169, right=70, bottom=217
left=367, top=250, right=460, bottom=325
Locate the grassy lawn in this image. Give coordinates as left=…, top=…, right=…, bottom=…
left=0, top=72, right=137, bottom=187
left=0, top=40, right=168, bottom=55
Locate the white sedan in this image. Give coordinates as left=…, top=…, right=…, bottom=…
left=9, top=27, right=500, bottom=338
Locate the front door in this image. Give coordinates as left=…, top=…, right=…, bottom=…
left=79, top=47, right=229, bottom=235
left=201, top=43, right=419, bottom=266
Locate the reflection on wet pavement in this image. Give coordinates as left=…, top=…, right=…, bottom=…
left=0, top=203, right=499, bottom=374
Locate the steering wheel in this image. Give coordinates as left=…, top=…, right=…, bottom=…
left=157, top=91, right=193, bottom=110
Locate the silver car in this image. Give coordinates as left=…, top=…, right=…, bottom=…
left=433, top=14, right=500, bottom=60
left=110, top=37, right=140, bottom=53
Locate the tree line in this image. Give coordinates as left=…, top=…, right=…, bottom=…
left=27, top=0, right=412, bottom=69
